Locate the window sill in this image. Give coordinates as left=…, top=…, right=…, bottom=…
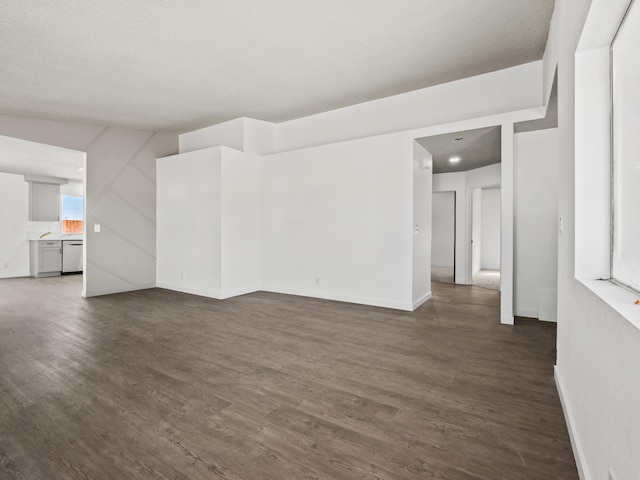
left=577, top=278, right=640, bottom=331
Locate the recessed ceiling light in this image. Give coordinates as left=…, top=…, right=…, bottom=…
left=77, top=167, right=84, bottom=171
left=449, top=156, right=461, bottom=163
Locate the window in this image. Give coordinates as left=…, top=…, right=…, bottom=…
left=61, top=195, right=83, bottom=234
left=611, top=0, right=640, bottom=293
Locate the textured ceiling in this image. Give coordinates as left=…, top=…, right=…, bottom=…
left=416, top=126, right=502, bottom=174
left=0, top=0, right=555, bottom=133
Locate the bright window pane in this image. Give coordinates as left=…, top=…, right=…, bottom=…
left=61, top=195, right=83, bottom=234
left=612, top=0, right=640, bottom=292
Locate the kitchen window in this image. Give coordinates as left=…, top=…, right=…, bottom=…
left=61, top=195, right=84, bottom=234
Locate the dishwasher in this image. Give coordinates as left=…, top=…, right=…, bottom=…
left=62, top=240, right=83, bottom=274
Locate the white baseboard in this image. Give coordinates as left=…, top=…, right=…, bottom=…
left=262, top=285, right=414, bottom=311
left=555, top=366, right=590, bottom=480
left=156, top=282, right=222, bottom=299
left=0, top=271, right=29, bottom=279
left=84, top=282, right=157, bottom=297
left=220, top=286, right=260, bottom=299
left=501, top=314, right=514, bottom=325
left=514, top=307, right=538, bottom=319
left=514, top=307, right=557, bottom=322
left=87, top=282, right=415, bottom=312
left=412, top=292, right=432, bottom=310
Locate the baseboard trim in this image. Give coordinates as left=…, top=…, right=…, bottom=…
left=156, top=282, right=222, bottom=300
left=514, top=307, right=539, bottom=319
left=84, top=282, right=157, bottom=297
left=0, top=272, right=30, bottom=280
left=500, top=314, right=514, bottom=325
left=86, top=282, right=414, bottom=311
left=555, top=366, right=590, bottom=480
left=262, top=285, right=413, bottom=311
left=220, top=286, right=260, bottom=299
left=412, top=292, right=432, bottom=310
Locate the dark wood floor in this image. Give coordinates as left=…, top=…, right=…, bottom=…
left=0, top=275, right=577, bottom=479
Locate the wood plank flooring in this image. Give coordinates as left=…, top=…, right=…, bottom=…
left=0, top=276, right=577, bottom=479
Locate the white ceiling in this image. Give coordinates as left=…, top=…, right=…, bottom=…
left=0, top=0, right=555, bottom=133
left=417, top=126, right=502, bottom=174
left=0, top=135, right=84, bottom=181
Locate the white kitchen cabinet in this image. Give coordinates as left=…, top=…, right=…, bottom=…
left=29, top=240, right=62, bottom=277
left=29, top=182, right=60, bottom=221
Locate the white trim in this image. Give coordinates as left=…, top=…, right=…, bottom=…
left=500, top=123, right=515, bottom=326
left=537, top=317, right=557, bottom=324
left=578, top=278, right=640, bottom=331
left=155, top=282, right=222, bottom=300
left=262, top=285, right=414, bottom=311
left=500, top=314, right=514, bottom=325
left=555, top=366, right=591, bottom=480
left=220, top=286, right=260, bottom=299
left=93, top=282, right=416, bottom=310
left=84, top=282, right=156, bottom=297
left=23, top=174, right=68, bottom=185
left=514, top=307, right=538, bottom=319
left=412, top=292, right=432, bottom=310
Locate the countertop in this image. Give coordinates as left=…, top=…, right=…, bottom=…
left=28, top=234, right=84, bottom=241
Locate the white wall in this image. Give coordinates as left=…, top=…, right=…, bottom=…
left=433, top=163, right=500, bottom=284
left=0, top=173, right=29, bottom=278
left=412, top=143, right=432, bottom=308
left=179, top=117, right=278, bottom=156
left=0, top=173, right=52, bottom=278
left=157, top=146, right=261, bottom=300
left=431, top=192, right=455, bottom=268
left=157, top=147, right=223, bottom=298
left=179, top=118, right=244, bottom=153
left=0, top=115, right=179, bottom=297
left=514, top=128, right=559, bottom=320
left=243, top=118, right=278, bottom=155
left=220, top=148, right=261, bottom=297
left=481, top=188, right=501, bottom=270
left=552, top=1, right=640, bottom=479
left=261, top=133, right=414, bottom=310
left=471, top=188, right=482, bottom=276
left=278, top=62, right=543, bottom=152
left=500, top=122, right=515, bottom=324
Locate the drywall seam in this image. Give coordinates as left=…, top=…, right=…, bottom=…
left=109, top=188, right=156, bottom=226
left=87, top=131, right=156, bottom=209
left=81, top=126, right=108, bottom=152
left=130, top=157, right=156, bottom=185
left=90, top=214, right=155, bottom=260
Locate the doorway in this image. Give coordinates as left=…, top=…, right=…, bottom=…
left=431, top=191, right=455, bottom=283
left=0, top=134, right=85, bottom=288
left=471, top=187, right=501, bottom=290
left=416, top=125, right=502, bottom=288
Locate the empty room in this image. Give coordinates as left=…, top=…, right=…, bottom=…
left=1, top=1, right=638, bottom=479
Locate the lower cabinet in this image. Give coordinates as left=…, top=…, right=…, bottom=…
left=29, top=240, right=62, bottom=278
